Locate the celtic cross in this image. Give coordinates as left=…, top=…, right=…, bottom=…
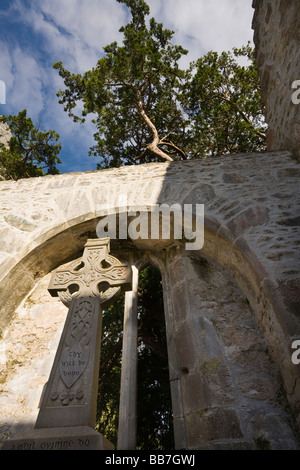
left=35, top=238, right=132, bottom=431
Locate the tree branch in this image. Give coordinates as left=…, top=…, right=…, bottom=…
left=101, top=80, right=186, bottom=162
left=135, top=89, right=173, bottom=162
left=208, top=93, right=267, bottom=139
left=159, top=140, right=187, bottom=159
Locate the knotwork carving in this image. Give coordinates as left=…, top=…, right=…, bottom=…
left=48, top=238, right=131, bottom=307
left=38, top=238, right=132, bottom=413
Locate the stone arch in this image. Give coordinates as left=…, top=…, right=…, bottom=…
left=0, top=209, right=268, bottom=325
left=1, top=216, right=298, bottom=449
left=0, top=154, right=299, bottom=447
left=0, top=206, right=297, bottom=388
left=130, top=261, right=174, bottom=449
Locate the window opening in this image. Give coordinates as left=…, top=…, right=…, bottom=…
left=96, top=264, right=174, bottom=450
left=136, top=265, right=174, bottom=450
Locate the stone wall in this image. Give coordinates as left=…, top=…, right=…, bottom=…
left=1, top=151, right=298, bottom=340
left=252, top=0, right=300, bottom=160
left=164, top=248, right=299, bottom=449
left=0, top=274, right=67, bottom=443
left=0, top=122, right=10, bottom=148
left=0, top=151, right=299, bottom=449
left=0, top=121, right=11, bottom=181
left=1, top=244, right=299, bottom=449
left=1, top=1, right=300, bottom=449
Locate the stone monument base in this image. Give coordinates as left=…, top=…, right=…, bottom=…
left=1, top=426, right=114, bottom=450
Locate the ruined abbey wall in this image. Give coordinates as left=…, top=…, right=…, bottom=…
left=252, top=0, right=300, bottom=160
left=0, top=0, right=299, bottom=450
left=0, top=122, right=10, bottom=148
left=0, top=150, right=299, bottom=449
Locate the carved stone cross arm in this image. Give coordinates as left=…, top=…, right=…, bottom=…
left=48, top=237, right=132, bottom=306
left=35, top=238, right=132, bottom=431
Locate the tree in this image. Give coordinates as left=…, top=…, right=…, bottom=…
left=53, top=0, right=188, bottom=168
left=135, top=266, right=173, bottom=450
left=182, top=43, right=266, bottom=158
left=0, top=110, right=61, bottom=180
left=52, top=0, right=267, bottom=449
left=96, top=294, right=124, bottom=445
left=53, top=2, right=266, bottom=169
left=96, top=266, right=173, bottom=450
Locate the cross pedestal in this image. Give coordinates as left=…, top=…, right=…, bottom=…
left=2, top=238, right=132, bottom=450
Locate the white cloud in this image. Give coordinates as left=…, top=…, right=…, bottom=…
left=19, top=0, right=128, bottom=72
left=10, top=48, right=46, bottom=120
left=0, top=0, right=256, bottom=172
left=10, top=0, right=253, bottom=72
left=0, top=41, right=14, bottom=94
left=147, top=0, right=254, bottom=66
left=0, top=40, right=45, bottom=120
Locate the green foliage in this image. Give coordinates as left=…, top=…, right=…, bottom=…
left=96, top=295, right=124, bottom=445
left=0, top=110, right=61, bottom=180
left=96, top=266, right=173, bottom=450
left=182, top=43, right=266, bottom=157
left=136, top=267, right=173, bottom=450
left=53, top=0, right=188, bottom=167
left=53, top=1, right=266, bottom=168
left=52, top=0, right=267, bottom=450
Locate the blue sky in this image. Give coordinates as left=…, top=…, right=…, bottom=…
left=0, top=0, right=254, bottom=173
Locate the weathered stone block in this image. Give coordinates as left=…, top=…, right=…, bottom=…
left=174, top=320, right=198, bottom=370
left=0, top=150, right=299, bottom=448
left=226, top=206, right=269, bottom=237
left=185, top=407, right=243, bottom=447
left=277, top=278, right=300, bottom=317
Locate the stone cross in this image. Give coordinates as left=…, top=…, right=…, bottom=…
left=35, top=238, right=132, bottom=435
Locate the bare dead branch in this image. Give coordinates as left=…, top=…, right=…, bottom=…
left=159, top=140, right=187, bottom=159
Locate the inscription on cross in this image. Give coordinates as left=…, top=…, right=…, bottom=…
left=35, top=238, right=132, bottom=431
